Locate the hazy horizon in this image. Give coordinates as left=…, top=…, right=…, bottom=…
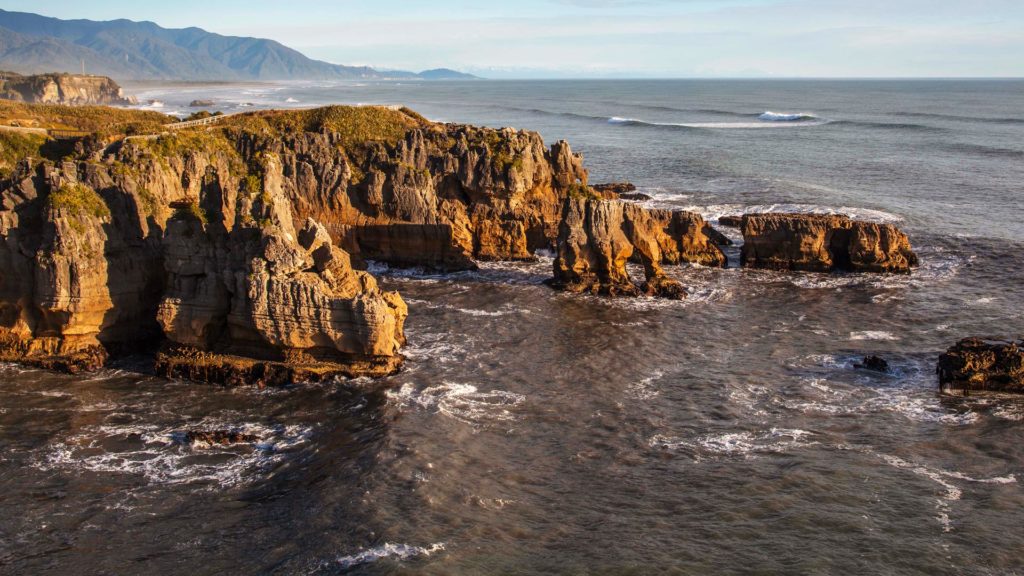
left=3, top=1, right=1023, bottom=79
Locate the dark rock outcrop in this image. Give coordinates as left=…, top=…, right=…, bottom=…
left=937, top=338, right=1024, bottom=394
left=619, top=192, right=652, bottom=201
left=189, top=99, right=215, bottom=107
left=718, top=215, right=743, bottom=227
left=184, top=430, right=258, bottom=446
left=740, top=213, right=918, bottom=273
left=0, top=71, right=135, bottom=105
left=550, top=198, right=725, bottom=299
left=591, top=182, right=636, bottom=199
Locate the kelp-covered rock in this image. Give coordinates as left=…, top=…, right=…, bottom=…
left=937, top=338, right=1024, bottom=394
left=550, top=198, right=725, bottom=298
left=740, top=213, right=918, bottom=273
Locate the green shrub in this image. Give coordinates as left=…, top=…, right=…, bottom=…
left=47, top=183, right=111, bottom=219
left=565, top=182, right=600, bottom=201
left=171, top=200, right=208, bottom=224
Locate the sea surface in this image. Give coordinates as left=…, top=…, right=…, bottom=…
left=3, top=79, right=1024, bottom=575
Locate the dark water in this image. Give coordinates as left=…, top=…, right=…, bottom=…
left=4, top=80, right=1024, bottom=574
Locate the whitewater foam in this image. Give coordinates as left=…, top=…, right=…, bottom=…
left=36, top=419, right=313, bottom=488
left=330, top=542, right=445, bottom=570
left=388, top=381, right=526, bottom=426
left=875, top=452, right=1015, bottom=532
left=650, top=428, right=816, bottom=460
left=850, top=331, right=899, bottom=341
left=627, top=370, right=664, bottom=400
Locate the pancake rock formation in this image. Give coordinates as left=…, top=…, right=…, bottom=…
left=937, top=338, right=1024, bottom=394
left=740, top=213, right=918, bottom=273
left=550, top=198, right=726, bottom=299
left=154, top=157, right=407, bottom=385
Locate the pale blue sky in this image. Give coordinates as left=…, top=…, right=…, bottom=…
left=6, top=0, right=1024, bottom=78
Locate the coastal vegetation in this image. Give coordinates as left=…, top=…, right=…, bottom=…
left=0, top=130, right=45, bottom=176
left=0, top=100, right=173, bottom=137
left=223, top=105, right=427, bottom=148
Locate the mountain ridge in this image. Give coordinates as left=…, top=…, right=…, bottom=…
left=0, top=9, right=477, bottom=81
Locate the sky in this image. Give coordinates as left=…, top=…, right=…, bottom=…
left=6, top=0, right=1024, bottom=78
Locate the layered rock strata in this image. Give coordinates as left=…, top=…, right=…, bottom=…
left=241, top=123, right=588, bottom=271
left=937, top=338, right=1024, bottom=394
left=740, top=213, right=918, bottom=273
left=154, top=156, right=407, bottom=384
left=550, top=198, right=726, bottom=299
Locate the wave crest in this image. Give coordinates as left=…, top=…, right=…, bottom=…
left=758, top=111, right=818, bottom=122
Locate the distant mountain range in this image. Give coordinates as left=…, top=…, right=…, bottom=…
left=0, top=9, right=476, bottom=81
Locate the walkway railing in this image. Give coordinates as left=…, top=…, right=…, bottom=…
left=164, top=114, right=227, bottom=131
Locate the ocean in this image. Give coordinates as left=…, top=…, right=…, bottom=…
left=2, top=79, right=1023, bottom=574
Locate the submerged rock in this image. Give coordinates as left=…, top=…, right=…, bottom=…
left=937, top=338, right=1024, bottom=394
left=740, top=213, right=918, bottom=273
left=854, top=355, right=889, bottom=372
left=550, top=198, right=725, bottom=298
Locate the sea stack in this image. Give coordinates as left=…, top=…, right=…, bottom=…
left=550, top=198, right=725, bottom=298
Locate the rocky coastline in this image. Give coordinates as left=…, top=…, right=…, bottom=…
left=0, top=102, right=943, bottom=387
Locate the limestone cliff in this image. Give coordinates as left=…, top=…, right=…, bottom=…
left=0, top=104, right=590, bottom=381
left=740, top=213, right=918, bottom=273
left=155, top=155, right=406, bottom=384
left=232, top=119, right=588, bottom=270
left=0, top=72, right=136, bottom=105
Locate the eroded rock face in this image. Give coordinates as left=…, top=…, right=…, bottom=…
left=937, top=338, right=1024, bottom=394
left=156, top=156, right=406, bottom=384
left=0, top=161, right=163, bottom=371
left=740, top=213, right=918, bottom=273
left=550, top=198, right=726, bottom=298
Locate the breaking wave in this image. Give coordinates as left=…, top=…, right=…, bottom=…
left=388, top=381, right=526, bottom=426
left=609, top=116, right=827, bottom=130
left=650, top=428, right=816, bottom=460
